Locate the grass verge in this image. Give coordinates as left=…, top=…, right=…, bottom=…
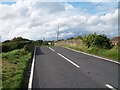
left=1, top=49, right=31, bottom=89
left=60, top=44, right=119, bottom=62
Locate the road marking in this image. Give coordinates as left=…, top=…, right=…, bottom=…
left=63, top=47, right=120, bottom=64
left=106, top=84, right=117, bottom=90
left=28, top=47, right=36, bottom=90
left=58, top=53, right=80, bottom=68
left=48, top=47, right=55, bottom=52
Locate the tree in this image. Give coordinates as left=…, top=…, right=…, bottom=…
left=34, top=40, right=43, bottom=46
left=67, top=37, right=74, bottom=40
left=83, top=33, right=111, bottom=49
left=74, top=36, right=82, bottom=40
left=12, top=37, right=29, bottom=42
left=2, top=37, right=31, bottom=52
left=116, top=41, right=120, bottom=50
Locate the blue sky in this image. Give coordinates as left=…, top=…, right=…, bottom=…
left=0, top=2, right=16, bottom=5
left=1, top=1, right=118, bottom=14
left=1, top=1, right=118, bottom=15
left=68, top=2, right=118, bottom=15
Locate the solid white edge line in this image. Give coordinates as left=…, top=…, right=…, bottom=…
left=106, top=84, right=117, bottom=90
left=48, top=47, right=55, bottom=52
left=28, top=47, right=36, bottom=90
left=58, top=53, right=80, bottom=68
left=63, top=46, right=120, bottom=65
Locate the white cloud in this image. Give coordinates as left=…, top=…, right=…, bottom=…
left=64, top=3, right=74, bottom=10
left=87, top=16, right=100, bottom=25
left=0, top=0, right=118, bottom=2
left=88, top=0, right=112, bottom=2
left=0, top=1, right=118, bottom=41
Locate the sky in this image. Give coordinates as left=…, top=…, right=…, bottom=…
left=0, top=0, right=119, bottom=41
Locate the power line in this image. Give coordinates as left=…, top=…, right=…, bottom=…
left=56, top=2, right=103, bottom=41
left=82, top=2, right=103, bottom=15
left=72, top=2, right=103, bottom=23
left=56, top=24, right=67, bottom=41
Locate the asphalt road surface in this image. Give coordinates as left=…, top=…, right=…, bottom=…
left=32, top=46, right=119, bottom=89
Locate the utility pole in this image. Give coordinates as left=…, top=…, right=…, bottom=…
left=0, top=36, right=1, bottom=43
left=43, top=37, right=45, bottom=41
left=57, top=26, right=59, bottom=41
left=0, top=36, right=1, bottom=54
left=102, top=31, right=105, bottom=35
left=56, top=24, right=66, bottom=41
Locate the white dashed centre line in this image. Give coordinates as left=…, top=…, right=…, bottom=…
left=58, top=53, right=80, bottom=68
left=106, top=84, right=117, bottom=90
left=48, top=47, right=55, bottom=52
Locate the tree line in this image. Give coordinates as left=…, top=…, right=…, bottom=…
left=2, top=37, right=54, bottom=52
left=61, top=33, right=120, bottom=50
left=2, top=33, right=120, bottom=52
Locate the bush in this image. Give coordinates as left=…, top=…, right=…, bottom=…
left=42, top=41, right=49, bottom=45
left=2, top=37, right=32, bottom=52
left=2, top=41, right=34, bottom=52
left=24, top=41, right=34, bottom=52
left=74, top=36, right=82, bottom=40
left=83, top=33, right=111, bottom=49
left=2, top=49, right=31, bottom=89
left=116, top=41, right=120, bottom=50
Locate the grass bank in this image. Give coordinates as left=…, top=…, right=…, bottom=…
left=60, top=44, right=119, bottom=62
left=1, top=49, right=31, bottom=89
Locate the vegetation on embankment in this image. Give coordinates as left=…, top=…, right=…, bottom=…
left=1, top=37, right=55, bottom=89
left=56, top=33, right=120, bottom=62
left=2, top=49, right=31, bottom=89
left=63, top=44, right=119, bottom=62
left=1, top=37, right=35, bottom=89
left=2, top=37, right=34, bottom=52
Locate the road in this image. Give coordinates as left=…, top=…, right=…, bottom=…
left=32, top=46, right=119, bottom=89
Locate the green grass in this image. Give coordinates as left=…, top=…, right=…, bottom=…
left=60, top=44, right=119, bottom=62
left=1, top=49, right=31, bottom=89
left=0, top=54, right=2, bottom=90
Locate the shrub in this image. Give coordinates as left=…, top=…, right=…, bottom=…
left=24, top=41, right=34, bottom=52
left=2, top=49, right=31, bottom=89
left=83, top=33, right=111, bottom=49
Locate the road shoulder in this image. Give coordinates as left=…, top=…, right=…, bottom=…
left=63, top=46, right=120, bottom=65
